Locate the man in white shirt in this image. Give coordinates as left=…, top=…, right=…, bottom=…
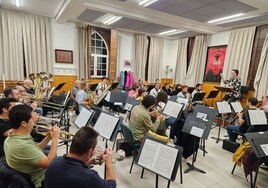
left=149, top=83, right=161, bottom=97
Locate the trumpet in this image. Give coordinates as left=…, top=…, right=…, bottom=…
left=91, top=146, right=126, bottom=165
left=34, top=124, right=74, bottom=141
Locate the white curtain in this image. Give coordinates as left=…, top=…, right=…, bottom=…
left=77, top=23, right=88, bottom=79
left=0, top=9, right=24, bottom=80
left=148, top=37, right=164, bottom=83
left=222, top=26, right=256, bottom=86
left=174, top=38, right=189, bottom=84
left=254, top=33, right=268, bottom=100
left=0, top=9, right=51, bottom=80
left=22, top=14, right=52, bottom=76
left=134, top=34, right=148, bottom=81
left=185, top=35, right=208, bottom=86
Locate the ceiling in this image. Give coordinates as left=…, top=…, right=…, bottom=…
left=1, top=0, right=268, bottom=39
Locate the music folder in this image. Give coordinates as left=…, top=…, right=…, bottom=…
left=192, top=92, right=206, bottom=102
left=93, top=111, right=123, bottom=141
left=136, top=135, right=181, bottom=181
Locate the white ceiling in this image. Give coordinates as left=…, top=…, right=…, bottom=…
left=1, top=0, right=268, bottom=39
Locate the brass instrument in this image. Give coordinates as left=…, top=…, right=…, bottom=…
left=86, top=90, right=98, bottom=107
left=91, top=146, right=125, bottom=164
left=94, top=85, right=112, bottom=105
left=34, top=124, right=74, bottom=141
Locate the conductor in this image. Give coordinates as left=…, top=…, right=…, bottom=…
left=220, top=69, right=241, bottom=102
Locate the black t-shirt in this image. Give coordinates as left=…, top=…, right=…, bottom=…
left=239, top=108, right=255, bottom=133
left=0, top=118, right=12, bottom=147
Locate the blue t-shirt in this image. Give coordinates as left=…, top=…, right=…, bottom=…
left=45, top=155, right=116, bottom=188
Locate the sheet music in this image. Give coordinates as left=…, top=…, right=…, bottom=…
left=75, top=108, right=93, bottom=128
left=176, top=97, right=189, bottom=110
left=230, top=102, right=243, bottom=113
left=196, top=112, right=208, bottom=121
left=138, top=139, right=178, bottom=179
left=94, top=113, right=119, bottom=140
left=124, top=103, right=132, bottom=111
left=190, top=126, right=204, bottom=138
left=216, top=101, right=232, bottom=114
left=260, top=144, right=268, bottom=156
left=104, top=91, right=111, bottom=102
left=163, top=101, right=183, bottom=118
left=248, top=110, right=267, bottom=125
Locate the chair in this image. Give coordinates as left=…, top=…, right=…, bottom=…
left=120, top=123, right=140, bottom=173
left=0, top=157, right=35, bottom=188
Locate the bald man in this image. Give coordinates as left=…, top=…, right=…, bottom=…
left=24, top=79, right=35, bottom=94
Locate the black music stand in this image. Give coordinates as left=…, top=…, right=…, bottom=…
left=188, top=87, right=195, bottom=94
left=206, top=90, right=219, bottom=106
left=212, top=101, right=232, bottom=143
left=124, top=97, right=140, bottom=122
left=214, top=86, right=233, bottom=100
left=182, top=115, right=213, bottom=174
left=110, top=82, right=119, bottom=90
left=192, top=93, right=206, bottom=103
left=244, top=132, right=268, bottom=188
left=89, top=84, right=98, bottom=91
left=54, top=82, right=66, bottom=92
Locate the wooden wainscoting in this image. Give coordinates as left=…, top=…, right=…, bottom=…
left=50, top=75, right=77, bottom=95
left=0, top=80, right=23, bottom=93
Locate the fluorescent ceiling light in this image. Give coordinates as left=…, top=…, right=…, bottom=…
left=158, top=29, right=188, bottom=36
left=139, top=0, right=158, bottom=7
left=103, top=16, right=122, bottom=25
left=166, top=30, right=187, bottom=36
left=208, top=13, right=244, bottom=24
left=15, top=0, right=20, bottom=7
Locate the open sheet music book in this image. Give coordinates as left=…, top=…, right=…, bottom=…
left=176, top=97, right=188, bottom=110
left=137, top=137, right=179, bottom=180
left=230, top=102, right=243, bottom=113
left=94, top=112, right=119, bottom=140
left=75, top=107, right=94, bottom=128
left=163, top=101, right=183, bottom=118
left=248, top=109, right=267, bottom=125
left=216, top=101, right=232, bottom=114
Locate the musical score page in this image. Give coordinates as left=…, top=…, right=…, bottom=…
left=124, top=103, right=132, bottom=111
left=75, top=108, right=93, bottom=128
left=176, top=97, right=188, bottom=110
left=216, top=101, right=232, bottom=114
left=260, top=144, right=268, bottom=156
left=230, top=102, right=243, bottom=113
left=94, top=113, right=119, bottom=140
left=248, top=110, right=267, bottom=125
left=163, top=101, right=183, bottom=118
left=138, top=139, right=178, bottom=179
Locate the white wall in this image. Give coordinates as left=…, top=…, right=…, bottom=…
left=117, top=31, right=134, bottom=75
left=50, top=19, right=78, bottom=75
left=208, top=31, right=230, bottom=47
left=162, top=39, right=178, bottom=79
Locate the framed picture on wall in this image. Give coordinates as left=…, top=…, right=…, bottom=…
left=55, top=49, right=73, bottom=64
left=203, top=45, right=227, bottom=83
left=123, top=59, right=132, bottom=67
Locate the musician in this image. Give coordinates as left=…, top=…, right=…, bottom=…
left=128, top=83, right=139, bottom=98
left=149, top=83, right=161, bottom=97
left=96, top=77, right=108, bottom=96
left=177, top=85, right=191, bottom=100
left=0, top=98, right=18, bottom=157
left=191, top=83, right=202, bottom=98
left=4, top=104, right=60, bottom=188
left=171, top=84, right=182, bottom=96
left=129, top=95, right=164, bottom=143
left=138, top=78, right=145, bottom=89
left=262, top=95, right=268, bottom=112
left=3, top=88, right=19, bottom=100
left=23, top=79, right=35, bottom=94
left=75, top=81, right=90, bottom=112
left=162, top=83, right=172, bottom=96
left=136, top=88, right=145, bottom=101
left=71, top=80, right=80, bottom=99
left=45, top=127, right=116, bottom=188
left=220, top=69, right=241, bottom=102
left=226, top=97, right=258, bottom=143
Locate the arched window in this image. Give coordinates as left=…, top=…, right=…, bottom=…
left=91, top=32, right=109, bottom=77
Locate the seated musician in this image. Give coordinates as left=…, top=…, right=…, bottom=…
left=75, top=81, right=91, bottom=113
left=128, top=83, right=139, bottom=98
left=149, top=83, right=161, bottom=97
left=162, top=83, right=172, bottom=96
left=220, top=69, right=241, bottom=102
left=136, top=88, right=145, bottom=101
left=191, top=83, right=204, bottom=105
left=23, top=79, right=35, bottom=94
left=45, top=127, right=116, bottom=188
left=129, top=95, right=164, bottom=143
left=0, top=98, right=18, bottom=157
left=3, top=88, right=19, bottom=100
left=226, top=97, right=258, bottom=143
left=138, top=78, right=145, bottom=89
left=177, top=85, right=191, bottom=101
left=4, top=104, right=60, bottom=188
left=96, top=76, right=108, bottom=96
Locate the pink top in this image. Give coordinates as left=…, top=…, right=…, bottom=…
left=128, top=90, right=138, bottom=98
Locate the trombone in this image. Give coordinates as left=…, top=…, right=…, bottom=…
left=34, top=124, right=74, bottom=141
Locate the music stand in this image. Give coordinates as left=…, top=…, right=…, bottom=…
left=182, top=115, right=213, bottom=174
left=54, top=82, right=66, bottom=92
left=206, top=90, right=219, bottom=106
left=192, top=93, right=206, bottom=103
left=74, top=107, right=95, bottom=128
left=244, top=132, right=268, bottom=188
left=110, top=82, right=119, bottom=90
left=124, top=97, right=140, bottom=112
left=212, top=101, right=232, bottom=143
left=89, top=84, right=98, bottom=91
left=214, top=86, right=233, bottom=100
left=188, top=87, right=195, bottom=94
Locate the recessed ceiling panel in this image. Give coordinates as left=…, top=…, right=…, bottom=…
left=136, top=23, right=174, bottom=34
left=112, top=17, right=150, bottom=30
left=173, top=31, right=202, bottom=39
left=77, top=9, right=106, bottom=23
